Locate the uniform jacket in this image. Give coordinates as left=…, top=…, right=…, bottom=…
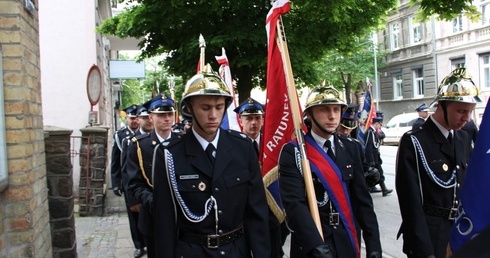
left=126, top=130, right=178, bottom=237
left=364, top=127, right=382, bottom=167
left=111, top=127, right=138, bottom=207
left=412, top=117, right=426, bottom=131
left=111, top=127, right=131, bottom=190
left=279, top=133, right=381, bottom=258
left=152, top=129, right=271, bottom=258
left=396, top=117, right=471, bottom=258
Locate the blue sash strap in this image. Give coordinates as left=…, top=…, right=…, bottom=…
left=292, top=135, right=360, bottom=257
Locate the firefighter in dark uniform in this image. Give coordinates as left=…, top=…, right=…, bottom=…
left=234, top=98, right=289, bottom=258
left=233, top=98, right=264, bottom=157
left=279, top=86, right=382, bottom=258
left=110, top=104, right=146, bottom=258
left=364, top=112, right=393, bottom=196
left=126, top=94, right=177, bottom=258
left=395, top=68, right=481, bottom=258
left=338, top=105, right=380, bottom=190
left=151, top=65, right=270, bottom=257
left=412, top=103, right=430, bottom=130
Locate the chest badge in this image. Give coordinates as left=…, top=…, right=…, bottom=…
left=198, top=182, right=206, bottom=191
left=442, top=163, right=449, bottom=172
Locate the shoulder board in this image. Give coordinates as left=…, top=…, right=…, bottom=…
left=226, top=129, right=249, bottom=141
left=407, top=126, right=423, bottom=135
left=337, top=133, right=349, bottom=140
left=132, top=133, right=150, bottom=142
left=352, top=138, right=360, bottom=143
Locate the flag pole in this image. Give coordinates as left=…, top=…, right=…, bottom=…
left=275, top=16, right=324, bottom=239
left=199, top=34, right=206, bottom=72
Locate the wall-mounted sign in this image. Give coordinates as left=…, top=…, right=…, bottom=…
left=109, top=60, right=145, bottom=79
left=87, top=65, right=102, bottom=106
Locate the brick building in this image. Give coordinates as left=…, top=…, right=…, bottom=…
left=0, top=0, right=52, bottom=256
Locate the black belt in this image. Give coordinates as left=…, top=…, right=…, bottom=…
left=423, top=204, right=457, bottom=220
left=178, top=225, right=244, bottom=249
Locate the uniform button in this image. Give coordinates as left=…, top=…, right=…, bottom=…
left=455, top=200, right=459, bottom=205
left=348, top=174, right=352, bottom=177
left=192, top=185, right=196, bottom=188
left=457, top=183, right=461, bottom=188
left=456, top=165, right=460, bottom=169
left=236, top=178, right=240, bottom=181
left=218, top=229, right=223, bottom=234
left=215, top=187, right=219, bottom=192
left=220, top=251, right=226, bottom=256
left=218, top=210, right=223, bottom=215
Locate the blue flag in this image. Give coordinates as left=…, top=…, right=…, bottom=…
left=450, top=99, right=490, bottom=252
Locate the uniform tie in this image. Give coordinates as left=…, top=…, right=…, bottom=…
left=324, top=140, right=335, bottom=160
left=253, top=140, right=259, bottom=156
left=205, top=143, right=216, bottom=165
left=447, top=132, right=453, bottom=145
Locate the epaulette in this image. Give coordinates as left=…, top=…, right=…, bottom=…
left=407, top=126, right=423, bottom=135
left=132, top=133, right=150, bottom=142
left=226, top=129, right=249, bottom=141
left=337, top=133, right=351, bottom=141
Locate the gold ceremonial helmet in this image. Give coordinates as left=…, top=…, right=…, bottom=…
left=434, top=68, right=482, bottom=104
left=304, top=84, right=347, bottom=114
left=181, top=64, right=233, bottom=117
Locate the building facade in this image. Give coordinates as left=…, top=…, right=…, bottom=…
left=39, top=0, right=115, bottom=196
left=378, top=0, right=490, bottom=124
left=0, top=0, right=52, bottom=256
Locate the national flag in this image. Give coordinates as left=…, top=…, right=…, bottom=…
left=215, top=48, right=240, bottom=131
left=262, top=0, right=292, bottom=223
left=450, top=98, right=490, bottom=252
left=363, top=84, right=377, bottom=131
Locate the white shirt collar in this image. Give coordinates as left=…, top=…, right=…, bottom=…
left=139, top=128, right=149, bottom=135
left=251, top=135, right=260, bottom=145
left=192, top=127, right=220, bottom=151
left=156, top=131, right=172, bottom=143
left=311, top=131, right=335, bottom=154
left=430, top=115, right=453, bottom=138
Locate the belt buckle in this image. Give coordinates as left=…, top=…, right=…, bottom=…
left=329, top=213, right=340, bottom=226
left=448, top=207, right=458, bottom=220
left=207, top=235, right=220, bottom=249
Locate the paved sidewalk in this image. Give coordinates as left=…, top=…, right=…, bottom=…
left=75, top=192, right=147, bottom=258
left=75, top=192, right=377, bottom=258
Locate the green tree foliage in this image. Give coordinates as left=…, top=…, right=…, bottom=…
left=314, top=35, right=389, bottom=103
left=411, top=0, right=480, bottom=22
left=98, top=0, right=397, bottom=102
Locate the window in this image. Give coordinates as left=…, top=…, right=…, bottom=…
left=412, top=68, right=424, bottom=97
left=452, top=14, right=463, bottom=33
left=482, top=54, right=490, bottom=88
left=451, top=58, right=466, bottom=70
left=390, top=22, right=400, bottom=50
left=482, top=1, right=490, bottom=25
left=409, top=17, right=422, bottom=44
left=393, top=74, right=403, bottom=99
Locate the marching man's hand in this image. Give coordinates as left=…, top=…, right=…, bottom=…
left=112, top=187, right=122, bottom=196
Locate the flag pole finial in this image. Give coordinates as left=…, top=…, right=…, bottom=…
left=199, top=34, right=206, bottom=72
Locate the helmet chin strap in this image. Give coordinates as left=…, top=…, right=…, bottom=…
left=439, top=101, right=450, bottom=129
left=308, top=110, right=336, bottom=135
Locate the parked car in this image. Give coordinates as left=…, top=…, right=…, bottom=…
left=383, top=112, right=419, bottom=145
